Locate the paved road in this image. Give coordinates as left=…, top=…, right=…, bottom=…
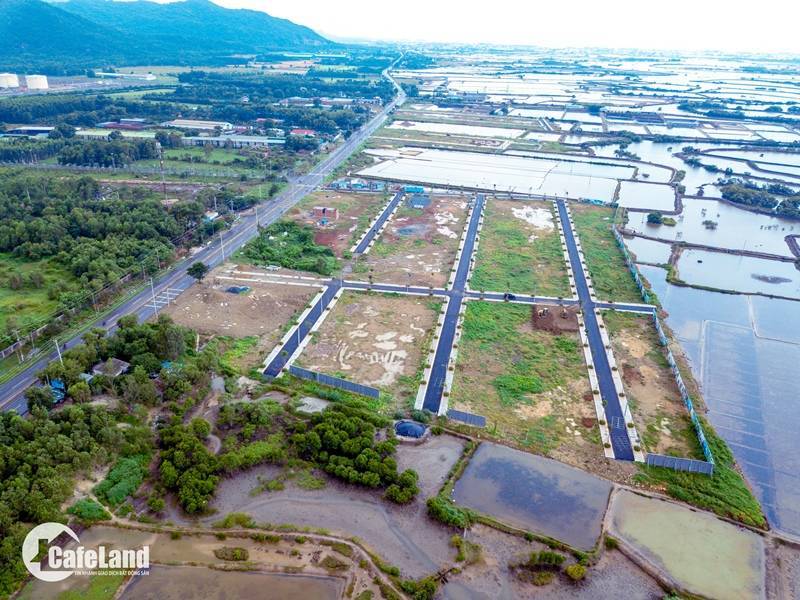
left=0, top=66, right=406, bottom=414
left=555, top=199, right=634, bottom=461
left=421, top=194, right=484, bottom=414
left=354, top=190, right=404, bottom=254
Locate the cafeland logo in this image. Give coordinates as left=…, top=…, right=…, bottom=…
left=22, top=522, right=149, bottom=582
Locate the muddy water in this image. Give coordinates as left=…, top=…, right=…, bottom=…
left=122, top=566, right=342, bottom=600
left=639, top=265, right=800, bottom=537
left=452, top=442, right=611, bottom=550
left=609, top=490, right=765, bottom=600
left=676, top=249, right=800, bottom=299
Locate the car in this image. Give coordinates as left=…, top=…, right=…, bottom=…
left=503, top=292, right=516, bottom=301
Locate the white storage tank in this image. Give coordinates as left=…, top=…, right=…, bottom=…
left=0, top=73, right=20, bottom=88
left=26, top=75, right=49, bottom=90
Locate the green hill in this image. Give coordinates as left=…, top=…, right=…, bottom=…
left=0, top=0, right=331, bottom=73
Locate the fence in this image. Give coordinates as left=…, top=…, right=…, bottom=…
left=613, top=228, right=654, bottom=304
left=0, top=160, right=253, bottom=179
left=612, top=223, right=716, bottom=474
left=653, top=314, right=716, bottom=469
left=289, top=365, right=380, bottom=399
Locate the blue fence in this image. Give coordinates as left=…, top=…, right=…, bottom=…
left=289, top=365, right=380, bottom=399
left=613, top=228, right=654, bottom=304
left=447, top=409, right=487, bottom=428
left=646, top=453, right=715, bottom=475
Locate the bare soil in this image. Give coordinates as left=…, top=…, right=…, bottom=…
left=352, top=194, right=469, bottom=287
left=532, top=304, right=580, bottom=334
left=161, top=264, right=317, bottom=368
left=605, top=311, right=697, bottom=458
left=287, top=190, right=388, bottom=257
left=297, top=292, right=440, bottom=407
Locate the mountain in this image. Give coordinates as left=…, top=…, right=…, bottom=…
left=0, top=0, right=331, bottom=73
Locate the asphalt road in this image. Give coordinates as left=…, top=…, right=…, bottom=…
left=0, top=70, right=406, bottom=414
left=354, top=190, right=404, bottom=254
left=422, top=194, right=484, bottom=414
left=555, top=199, right=635, bottom=461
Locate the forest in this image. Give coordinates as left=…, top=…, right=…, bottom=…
left=719, top=178, right=800, bottom=219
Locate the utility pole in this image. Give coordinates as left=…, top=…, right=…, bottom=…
left=55, top=338, right=64, bottom=367
left=219, top=231, right=226, bottom=261
left=150, top=278, right=158, bottom=316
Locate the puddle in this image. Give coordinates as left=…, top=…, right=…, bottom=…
left=452, top=442, right=611, bottom=550
left=609, top=490, right=765, bottom=600
left=397, top=224, right=428, bottom=236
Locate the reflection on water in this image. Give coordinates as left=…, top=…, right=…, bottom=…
left=640, top=265, right=800, bottom=537
left=624, top=235, right=672, bottom=264
left=452, top=442, right=611, bottom=550
left=676, top=249, right=800, bottom=299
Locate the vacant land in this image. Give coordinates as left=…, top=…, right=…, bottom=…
left=570, top=203, right=643, bottom=303
left=0, top=252, right=73, bottom=334
left=471, top=200, right=570, bottom=296
left=603, top=311, right=697, bottom=457
left=297, top=292, right=440, bottom=408
left=449, top=301, right=606, bottom=469
left=161, top=265, right=317, bottom=371
left=352, top=195, right=468, bottom=287
left=287, top=190, right=388, bottom=257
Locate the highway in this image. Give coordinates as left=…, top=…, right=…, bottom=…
left=555, top=199, right=635, bottom=461
left=0, top=66, right=406, bottom=414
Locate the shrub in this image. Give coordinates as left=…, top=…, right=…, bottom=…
left=565, top=563, right=587, bottom=581
left=604, top=535, right=618, bottom=550
left=532, top=571, right=554, bottom=586
left=213, top=547, right=249, bottom=561
left=67, top=499, right=111, bottom=523
left=213, top=512, right=255, bottom=528
left=400, top=576, right=438, bottom=600
left=320, top=554, right=349, bottom=572
left=426, top=496, right=472, bottom=529
left=527, top=550, right=565, bottom=571
left=94, top=455, right=148, bottom=506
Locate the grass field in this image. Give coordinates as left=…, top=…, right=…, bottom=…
left=107, top=87, right=176, bottom=99
left=570, top=203, right=643, bottom=303
left=450, top=301, right=597, bottom=458
left=162, top=147, right=242, bottom=163
left=470, top=200, right=571, bottom=297
left=0, top=253, right=74, bottom=335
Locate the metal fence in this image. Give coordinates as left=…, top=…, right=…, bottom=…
left=447, top=409, right=486, bottom=427
left=646, top=453, right=715, bottom=475
left=289, top=365, right=380, bottom=399
left=613, top=228, right=654, bottom=304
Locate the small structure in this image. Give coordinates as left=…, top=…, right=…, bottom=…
left=181, top=134, right=284, bottom=148
left=404, top=184, right=425, bottom=194
left=394, top=420, right=428, bottom=443
left=6, top=126, right=54, bottom=137
left=407, top=193, right=431, bottom=209
left=163, top=119, right=234, bottom=132
left=312, top=206, right=338, bottom=222
left=91, top=358, right=130, bottom=378
left=98, top=118, right=149, bottom=131
left=290, top=128, right=316, bottom=137
left=0, top=73, right=20, bottom=88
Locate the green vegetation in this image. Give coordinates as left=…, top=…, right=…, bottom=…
left=635, top=416, right=766, bottom=528
left=53, top=572, right=127, bottom=600
left=471, top=202, right=570, bottom=297
left=213, top=547, right=250, bottom=561
left=450, top=535, right=482, bottom=565
left=0, top=404, right=151, bottom=597
left=426, top=496, right=473, bottom=529
left=241, top=220, right=339, bottom=275
left=399, top=576, right=438, bottom=600
left=565, top=563, right=587, bottom=581
left=67, top=498, right=111, bottom=523
left=94, top=455, right=149, bottom=506
left=571, top=204, right=643, bottom=302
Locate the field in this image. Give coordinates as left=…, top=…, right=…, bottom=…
left=449, top=301, right=606, bottom=469
left=470, top=199, right=571, bottom=296
left=603, top=311, right=697, bottom=458
left=296, top=292, right=440, bottom=409
left=0, top=253, right=75, bottom=335
left=570, top=203, right=643, bottom=303
left=287, top=189, right=388, bottom=257
left=160, top=265, right=318, bottom=373
left=352, top=194, right=468, bottom=287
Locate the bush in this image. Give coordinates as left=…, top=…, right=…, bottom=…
left=604, top=535, right=618, bottom=550
left=320, top=554, right=349, bottom=572
left=214, top=512, right=255, bottom=528
left=400, top=576, right=438, bottom=600
left=527, top=550, right=565, bottom=571
left=94, top=455, right=148, bottom=506
left=67, top=498, right=111, bottom=523
left=426, top=496, right=472, bottom=529
left=565, top=563, right=587, bottom=581
left=213, top=547, right=249, bottom=561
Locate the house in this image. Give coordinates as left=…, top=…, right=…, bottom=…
left=312, top=206, right=338, bottom=221
left=182, top=135, right=285, bottom=149
left=91, top=358, right=130, bottom=378
left=163, top=119, right=234, bottom=132
left=290, top=128, right=316, bottom=137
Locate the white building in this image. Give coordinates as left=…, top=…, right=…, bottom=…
left=25, top=75, right=48, bottom=90
left=0, top=73, right=20, bottom=89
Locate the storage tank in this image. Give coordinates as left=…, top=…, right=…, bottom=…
left=0, top=73, right=20, bottom=88
left=26, top=75, right=49, bottom=90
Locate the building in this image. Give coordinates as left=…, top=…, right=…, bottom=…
left=91, top=358, right=130, bottom=378
left=312, top=206, right=338, bottom=221
left=181, top=134, right=285, bottom=149
left=6, top=126, right=54, bottom=137
left=25, top=75, right=48, bottom=90
left=0, top=73, right=20, bottom=88
left=290, top=128, right=316, bottom=137
left=98, top=118, right=149, bottom=131
left=163, top=119, right=234, bottom=132
left=95, top=72, right=157, bottom=81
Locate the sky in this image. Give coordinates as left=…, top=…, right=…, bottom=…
left=201, top=0, right=800, bottom=54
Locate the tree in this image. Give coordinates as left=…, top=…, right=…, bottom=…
left=67, top=380, right=92, bottom=403
left=187, top=261, right=209, bottom=282
left=647, top=212, right=664, bottom=225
